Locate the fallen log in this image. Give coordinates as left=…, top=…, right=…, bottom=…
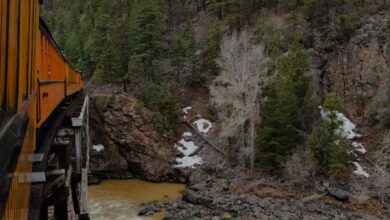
left=301, top=193, right=327, bottom=203
left=182, top=120, right=226, bottom=156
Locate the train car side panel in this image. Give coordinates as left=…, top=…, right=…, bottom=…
left=0, top=0, right=7, bottom=108
left=1, top=0, right=83, bottom=218
left=17, top=0, right=30, bottom=111
left=36, top=30, right=66, bottom=128
left=5, top=0, right=19, bottom=111
left=2, top=0, right=39, bottom=219
left=66, top=65, right=82, bottom=96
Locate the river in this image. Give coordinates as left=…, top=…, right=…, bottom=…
left=88, top=179, right=186, bottom=220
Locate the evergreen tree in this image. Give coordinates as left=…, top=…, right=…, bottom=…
left=300, top=0, right=364, bottom=50
left=277, top=43, right=310, bottom=106
left=308, top=93, right=351, bottom=178
left=257, top=77, right=300, bottom=172
left=110, top=15, right=130, bottom=83
left=171, top=21, right=197, bottom=83
left=207, top=0, right=259, bottom=29
left=171, top=35, right=187, bottom=82
left=204, top=19, right=223, bottom=74
left=182, top=21, right=197, bottom=67
left=90, top=14, right=112, bottom=83
left=128, top=0, right=165, bottom=82
left=77, top=2, right=95, bottom=74
left=301, top=0, right=320, bottom=45
left=257, top=42, right=311, bottom=172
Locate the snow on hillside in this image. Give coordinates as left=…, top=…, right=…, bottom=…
left=92, top=144, right=104, bottom=152
left=174, top=107, right=214, bottom=168
left=193, top=119, right=213, bottom=134
left=174, top=135, right=203, bottom=168
left=320, top=106, right=370, bottom=177
left=352, top=162, right=370, bottom=178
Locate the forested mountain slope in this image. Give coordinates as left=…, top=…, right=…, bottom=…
left=42, top=1, right=390, bottom=218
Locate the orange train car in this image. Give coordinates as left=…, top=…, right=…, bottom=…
left=0, top=0, right=83, bottom=219
left=37, top=20, right=83, bottom=128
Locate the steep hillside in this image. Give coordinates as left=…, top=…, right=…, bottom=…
left=42, top=1, right=390, bottom=218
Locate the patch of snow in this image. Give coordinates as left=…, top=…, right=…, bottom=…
left=175, top=156, right=203, bottom=168
left=182, top=132, right=192, bottom=137
left=352, top=162, right=370, bottom=178
left=352, top=142, right=367, bottom=154
left=320, top=107, right=361, bottom=139
left=176, top=139, right=198, bottom=156
left=183, top=106, right=192, bottom=114
left=335, top=112, right=361, bottom=139
left=193, top=119, right=213, bottom=134
left=92, top=144, right=104, bottom=152
left=174, top=139, right=203, bottom=168
left=175, top=108, right=206, bottom=168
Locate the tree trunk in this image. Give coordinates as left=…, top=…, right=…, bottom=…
left=249, top=118, right=256, bottom=172
left=123, top=79, right=127, bottom=93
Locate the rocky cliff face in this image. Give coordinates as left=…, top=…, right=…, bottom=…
left=89, top=94, right=176, bottom=182
left=325, top=13, right=390, bottom=130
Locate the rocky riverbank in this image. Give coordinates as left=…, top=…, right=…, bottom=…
left=139, top=166, right=389, bottom=219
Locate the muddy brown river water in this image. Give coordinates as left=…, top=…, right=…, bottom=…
left=88, top=179, right=186, bottom=219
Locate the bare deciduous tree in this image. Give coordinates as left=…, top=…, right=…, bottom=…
left=284, top=146, right=315, bottom=189
left=210, top=31, right=271, bottom=171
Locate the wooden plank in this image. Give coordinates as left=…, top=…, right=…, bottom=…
left=30, top=172, right=46, bottom=183
left=45, top=169, right=65, bottom=176
left=28, top=153, right=44, bottom=162
left=65, top=165, right=76, bottom=220
left=79, top=168, right=88, bottom=214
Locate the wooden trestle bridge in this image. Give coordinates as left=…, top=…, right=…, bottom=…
left=0, top=0, right=90, bottom=219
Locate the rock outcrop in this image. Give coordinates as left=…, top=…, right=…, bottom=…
left=89, top=93, right=176, bottom=182
left=325, top=13, right=390, bottom=129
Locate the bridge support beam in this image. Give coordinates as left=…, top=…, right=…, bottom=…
left=71, top=96, right=90, bottom=217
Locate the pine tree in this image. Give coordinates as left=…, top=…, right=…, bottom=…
left=207, top=0, right=258, bottom=29
left=90, top=14, right=112, bottom=83
left=77, top=2, right=95, bottom=74
left=110, top=15, right=130, bottom=83
left=302, top=0, right=320, bottom=45
left=171, top=35, right=186, bottom=82
left=257, top=77, right=300, bottom=172
left=171, top=20, right=197, bottom=83
left=205, top=19, right=223, bottom=74
left=308, top=93, right=351, bottom=178
left=182, top=21, right=197, bottom=67
left=257, top=42, right=311, bottom=172
left=300, top=0, right=364, bottom=50
left=277, top=43, right=310, bottom=106
left=128, top=0, right=165, bottom=82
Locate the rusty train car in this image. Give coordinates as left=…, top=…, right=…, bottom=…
left=0, top=0, right=83, bottom=219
